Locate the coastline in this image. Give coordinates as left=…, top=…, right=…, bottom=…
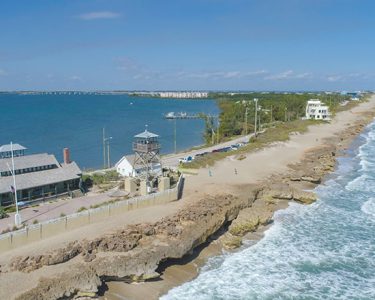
left=0, top=97, right=374, bottom=300
left=103, top=122, right=371, bottom=300
left=102, top=99, right=375, bottom=300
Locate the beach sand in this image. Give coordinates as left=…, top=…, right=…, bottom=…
left=1, top=96, right=375, bottom=300
left=101, top=96, right=375, bottom=300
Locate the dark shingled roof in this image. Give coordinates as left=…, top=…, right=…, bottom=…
left=0, top=162, right=81, bottom=194
left=0, top=153, right=58, bottom=173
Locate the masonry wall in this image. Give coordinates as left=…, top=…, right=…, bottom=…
left=0, top=175, right=183, bottom=253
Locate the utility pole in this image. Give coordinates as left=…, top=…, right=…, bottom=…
left=102, top=128, right=106, bottom=169
left=254, top=98, right=258, bottom=136
left=174, top=118, right=177, bottom=154
left=106, top=137, right=113, bottom=168
left=10, top=142, right=21, bottom=227
left=107, top=140, right=110, bottom=168
left=211, top=128, right=215, bottom=145
left=284, top=107, right=288, bottom=122
left=103, top=133, right=112, bottom=169
left=217, top=119, right=220, bottom=144
left=245, top=106, right=249, bottom=135
left=270, top=105, right=273, bottom=123
left=258, top=107, right=261, bottom=131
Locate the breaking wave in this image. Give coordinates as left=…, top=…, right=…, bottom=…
left=162, top=122, right=375, bottom=300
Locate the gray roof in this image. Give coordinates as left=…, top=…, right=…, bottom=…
left=0, top=162, right=81, bottom=194
left=115, top=154, right=160, bottom=169
left=0, top=144, right=27, bottom=152
left=0, top=153, right=59, bottom=173
left=134, top=130, right=159, bottom=139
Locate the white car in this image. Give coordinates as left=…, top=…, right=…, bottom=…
left=179, top=156, right=194, bottom=163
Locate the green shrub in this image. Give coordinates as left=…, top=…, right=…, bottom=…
left=4, top=206, right=16, bottom=213
left=0, top=206, right=9, bottom=219
left=77, top=206, right=87, bottom=213
left=83, top=170, right=120, bottom=186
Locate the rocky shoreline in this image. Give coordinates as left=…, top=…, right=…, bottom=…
left=0, top=111, right=373, bottom=300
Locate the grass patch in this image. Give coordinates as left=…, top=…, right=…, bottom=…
left=89, top=198, right=122, bottom=209
left=0, top=206, right=9, bottom=219
left=181, top=119, right=319, bottom=169
left=82, top=170, right=120, bottom=186
left=4, top=206, right=17, bottom=213
left=77, top=206, right=87, bottom=213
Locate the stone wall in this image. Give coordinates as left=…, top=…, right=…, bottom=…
left=0, top=175, right=183, bottom=253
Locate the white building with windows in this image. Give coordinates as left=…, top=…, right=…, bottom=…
left=115, top=155, right=162, bottom=177
left=305, top=99, right=331, bottom=121
left=0, top=144, right=82, bottom=206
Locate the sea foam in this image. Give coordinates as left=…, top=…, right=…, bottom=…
left=162, top=121, right=375, bottom=300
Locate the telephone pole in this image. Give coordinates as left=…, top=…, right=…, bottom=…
left=102, top=128, right=106, bottom=169
left=10, top=142, right=21, bottom=227
left=285, top=107, right=288, bottom=122
left=217, top=119, right=220, bottom=144
left=254, top=98, right=258, bottom=136
left=174, top=118, right=177, bottom=154
left=105, top=137, right=112, bottom=168
left=245, top=106, right=249, bottom=135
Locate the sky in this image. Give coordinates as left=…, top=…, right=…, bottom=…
left=0, top=0, right=375, bottom=91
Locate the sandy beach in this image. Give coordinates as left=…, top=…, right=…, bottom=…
left=1, top=96, right=375, bottom=300
left=100, top=96, right=375, bottom=300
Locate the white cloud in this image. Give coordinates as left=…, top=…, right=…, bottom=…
left=265, top=70, right=312, bottom=80
left=176, top=70, right=268, bottom=80
left=69, top=75, right=82, bottom=81
left=326, top=73, right=373, bottom=82
left=327, top=75, right=343, bottom=82
left=78, top=11, right=121, bottom=20
left=264, top=70, right=293, bottom=80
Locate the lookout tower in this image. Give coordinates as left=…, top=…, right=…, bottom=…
left=132, top=127, right=161, bottom=180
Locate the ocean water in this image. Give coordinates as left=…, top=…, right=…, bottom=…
left=162, top=121, right=375, bottom=300
left=0, top=93, right=218, bottom=169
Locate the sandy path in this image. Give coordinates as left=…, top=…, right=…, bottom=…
left=0, top=96, right=374, bottom=300
left=161, top=134, right=254, bottom=167
left=186, top=99, right=375, bottom=193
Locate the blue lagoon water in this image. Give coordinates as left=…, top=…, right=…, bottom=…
left=0, top=93, right=218, bottom=169
left=162, top=122, right=375, bottom=300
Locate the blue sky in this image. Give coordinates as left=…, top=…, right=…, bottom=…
left=0, top=0, right=374, bottom=91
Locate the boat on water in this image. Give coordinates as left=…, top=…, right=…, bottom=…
left=164, top=112, right=199, bottom=119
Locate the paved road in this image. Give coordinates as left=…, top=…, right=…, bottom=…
left=161, top=133, right=254, bottom=167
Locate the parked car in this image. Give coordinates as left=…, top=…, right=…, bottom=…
left=179, top=156, right=194, bottom=163
left=195, top=152, right=208, bottom=157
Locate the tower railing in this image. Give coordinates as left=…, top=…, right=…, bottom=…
left=132, top=142, right=161, bottom=153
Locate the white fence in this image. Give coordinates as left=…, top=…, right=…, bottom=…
left=0, top=175, right=184, bottom=253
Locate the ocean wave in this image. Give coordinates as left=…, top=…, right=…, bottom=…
left=345, top=174, right=375, bottom=192
left=162, top=121, right=375, bottom=300
left=361, top=198, right=375, bottom=218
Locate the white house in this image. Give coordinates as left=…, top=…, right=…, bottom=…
left=305, top=99, right=331, bottom=121
left=115, top=155, right=162, bottom=177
